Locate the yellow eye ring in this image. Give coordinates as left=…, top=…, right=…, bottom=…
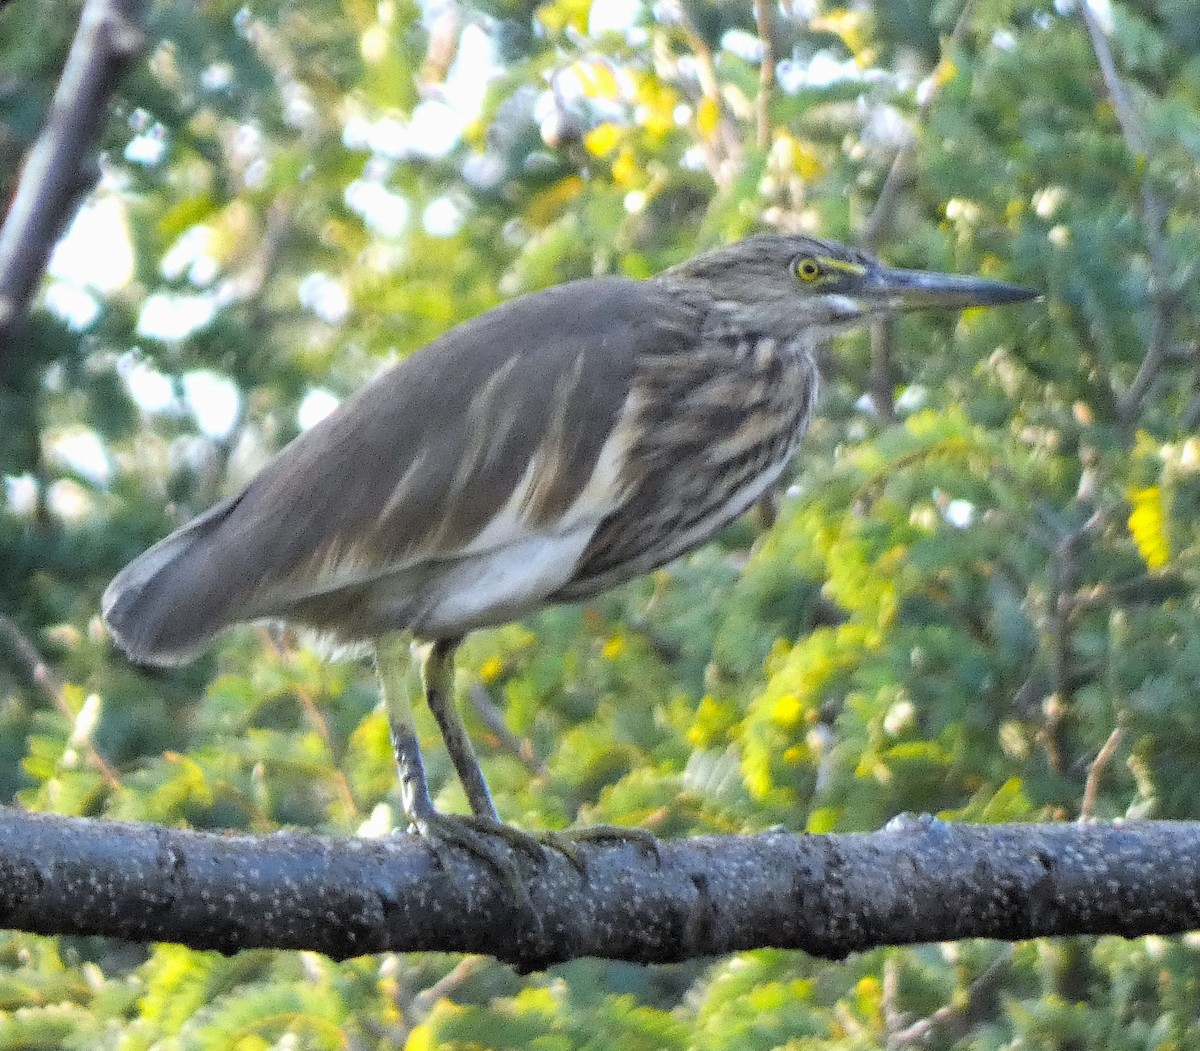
left=795, top=258, right=821, bottom=282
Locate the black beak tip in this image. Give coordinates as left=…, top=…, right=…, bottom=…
left=991, top=282, right=1041, bottom=306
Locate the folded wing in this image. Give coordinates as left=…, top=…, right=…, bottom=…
left=103, top=277, right=695, bottom=664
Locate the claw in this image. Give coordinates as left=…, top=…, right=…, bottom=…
left=408, top=811, right=539, bottom=905
left=451, top=818, right=591, bottom=876
left=527, top=824, right=662, bottom=877
left=564, top=824, right=662, bottom=870
left=453, top=813, right=550, bottom=865
left=535, top=829, right=586, bottom=875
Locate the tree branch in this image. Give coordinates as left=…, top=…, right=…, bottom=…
left=0, top=0, right=148, bottom=360
left=1079, top=725, right=1125, bottom=821
left=0, top=613, right=120, bottom=787
left=469, top=683, right=546, bottom=776
left=752, top=0, right=776, bottom=150
left=890, top=946, right=1014, bottom=1045
left=1078, top=2, right=1173, bottom=425
left=2, top=808, right=1199, bottom=970
left=859, top=0, right=980, bottom=253
left=671, top=3, right=742, bottom=188
left=858, top=0, right=979, bottom=422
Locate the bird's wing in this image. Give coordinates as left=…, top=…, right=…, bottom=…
left=103, top=277, right=697, bottom=664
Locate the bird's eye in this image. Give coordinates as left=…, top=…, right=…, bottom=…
left=794, top=258, right=822, bottom=283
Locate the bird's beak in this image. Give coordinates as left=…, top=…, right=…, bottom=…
left=862, top=265, right=1039, bottom=312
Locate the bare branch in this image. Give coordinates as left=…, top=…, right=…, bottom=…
left=858, top=0, right=978, bottom=421
left=752, top=0, right=776, bottom=150
left=0, top=613, right=120, bottom=788
left=860, top=0, right=980, bottom=252
left=868, top=322, right=899, bottom=423
left=1078, top=2, right=1174, bottom=424
left=469, top=683, right=546, bottom=777
left=0, top=611, right=64, bottom=702
left=1079, top=725, right=1125, bottom=822
left=672, top=3, right=743, bottom=188
left=0, top=0, right=148, bottom=359
left=2, top=808, right=1200, bottom=969
left=410, top=956, right=486, bottom=1019
left=890, top=948, right=1014, bottom=1046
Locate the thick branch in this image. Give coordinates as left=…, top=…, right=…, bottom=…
left=0, top=0, right=148, bottom=359
left=0, top=808, right=1198, bottom=970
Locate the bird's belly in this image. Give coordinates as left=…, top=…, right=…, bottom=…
left=385, top=525, right=597, bottom=638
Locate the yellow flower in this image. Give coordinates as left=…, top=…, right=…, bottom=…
left=602, top=634, right=627, bottom=660
left=479, top=656, right=505, bottom=684
left=771, top=693, right=803, bottom=727
left=584, top=122, right=622, bottom=157
left=1127, top=485, right=1170, bottom=569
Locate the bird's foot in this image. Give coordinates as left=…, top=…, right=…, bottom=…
left=405, top=809, right=549, bottom=900
left=404, top=810, right=660, bottom=893
left=541, top=823, right=662, bottom=874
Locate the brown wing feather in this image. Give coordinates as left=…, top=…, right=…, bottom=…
left=103, top=277, right=697, bottom=665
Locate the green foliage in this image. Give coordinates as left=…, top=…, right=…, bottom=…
left=3, top=0, right=1200, bottom=1046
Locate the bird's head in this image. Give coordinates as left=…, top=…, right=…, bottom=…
left=660, top=234, right=1038, bottom=343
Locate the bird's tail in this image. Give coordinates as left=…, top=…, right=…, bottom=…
left=102, top=494, right=247, bottom=667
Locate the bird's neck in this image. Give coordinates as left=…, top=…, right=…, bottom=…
left=700, top=299, right=824, bottom=356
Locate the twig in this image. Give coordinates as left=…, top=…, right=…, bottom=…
left=257, top=629, right=360, bottom=820
left=387, top=955, right=488, bottom=1045
left=409, top=956, right=486, bottom=1018
left=1039, top=509, right=1104, bottom=771
left=1078, top=2, right=1174, bottom=425
left=1064, top=301, right=1127, bottom=423
left=0, top=613, right=120, bottom=788
left=1070, top=571, right=1187, bottom=612
left=1078, top=3, right=1149, bottom=176
left=1050, top=509, right=1104, bottom=698
left=0, top=612, right=64, bottom=701
left=673, top=3, right=742, bottom=188
left=0, top=0, right=148, bottom=359
left=889, top=947, right=1014, bottom=1046
left=752, top=0, right=776, bottom=150
left=1079, top=725, right=1125, bottom=822
left=859, top=0, right=978, bottom=420
left=860, top=0, right=980, bottom=252
left=869, top=322, right=899, bottom=423
left=882, top=956, right=904, bottom=1036
left=468, top=682, right=546, bottom=777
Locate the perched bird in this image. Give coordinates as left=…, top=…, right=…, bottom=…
left=103, top=234, right=1035, bottom=868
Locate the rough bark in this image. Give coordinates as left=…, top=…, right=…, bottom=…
left=0, top=807, right=1197, bottom=971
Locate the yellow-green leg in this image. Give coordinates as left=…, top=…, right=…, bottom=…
left=376, top=634, right=659, bottom=880
left=417, top=637, right=500, bottom=822
left=374, top=634, right=544, bottom=885
left=420, top=638, right=660, bottom=871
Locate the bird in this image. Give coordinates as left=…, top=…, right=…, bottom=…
left=103, top=233, right=1036, bottom=871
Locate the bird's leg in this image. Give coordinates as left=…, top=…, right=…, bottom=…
left=377, top=635, right=638, bottom=879
left=375, top=634, right=437, bottom=823
left=416, top=637, right=499, bottom=821
left=375, top=635, right=531, bottom=882
left=415, top=637, right=587, bottom=868
left=417, top=638, right=659, bottom=872
left=429, top=645, right=660, bottom=866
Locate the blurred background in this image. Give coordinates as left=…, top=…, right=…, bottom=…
left=2, top=0, right=1200, bottom=1046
